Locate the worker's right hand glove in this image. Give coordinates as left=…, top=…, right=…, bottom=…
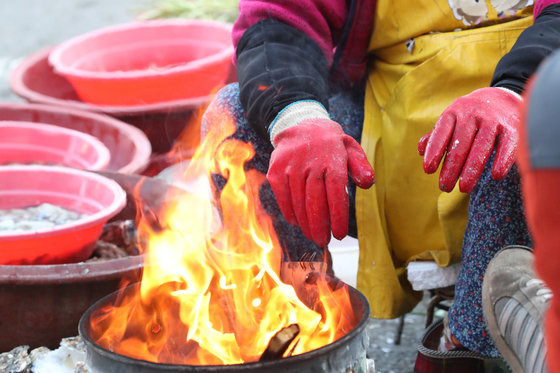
left=267, top=102, right=375, bottom=248
left=418, top=87, right=521, bottom=193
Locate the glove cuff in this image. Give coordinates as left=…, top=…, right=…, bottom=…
left=496, top=86, right=523, bottom=101
left=269, top=100, right=330, bottom=145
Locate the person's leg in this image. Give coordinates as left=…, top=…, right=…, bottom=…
left=200, top=83, right=364, bottom=261
left=201, top=83, right=320, bottom=261
left=445, top=155, right=532, bottom=357
left=484, top=50, right=560, bottom=373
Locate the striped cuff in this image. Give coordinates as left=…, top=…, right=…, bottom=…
left=497, top=86, right=523, bottom=101
left=269, top=100, right=330, bottom=145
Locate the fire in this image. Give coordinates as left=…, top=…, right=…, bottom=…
left=89, top=106, right=357, bottom=365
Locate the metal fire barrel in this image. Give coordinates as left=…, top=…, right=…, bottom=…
left=79, top=282, right=372, bottom=373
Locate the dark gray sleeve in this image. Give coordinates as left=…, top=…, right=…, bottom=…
left=491, top=4, right=560, bottom=94
left=236, top=19, right=330, bottom=140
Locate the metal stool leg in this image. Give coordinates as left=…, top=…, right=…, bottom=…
left=394, top=314, right=406, bottom=345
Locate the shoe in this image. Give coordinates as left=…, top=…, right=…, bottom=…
left=414, top=319, right=509, bottom=373
left=482, top=245, right=552, bottom=373
left=438, top=314, right=466, bottom=352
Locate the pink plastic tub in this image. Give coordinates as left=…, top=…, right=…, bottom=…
left=0, top=102, right=151, bottom=173
left=10, top=47, right=218, bottom=154
left=0, top=120, right=111, bottom=170
left=0, top=165, right=126, bottom=265
left=48, top=19, right=234, bottom=106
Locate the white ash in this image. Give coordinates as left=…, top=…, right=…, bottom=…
left=0, top=345, right=50, bottom=373
left=0, top=337, right=88, bottom=373
left=0, top=203, right=87, bottom=232
left=28, top=348, right=50, bottom=364
left=73, top=362, right=88, bottom=373
left=0, top=345, right=32, bottom=373
left=32, top=336, right=86, bottom=373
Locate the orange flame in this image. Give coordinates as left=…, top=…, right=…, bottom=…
left=89, top=106, right=357, bottom=365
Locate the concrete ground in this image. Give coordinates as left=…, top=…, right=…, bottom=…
left=0, top=1, right=433, bottom=371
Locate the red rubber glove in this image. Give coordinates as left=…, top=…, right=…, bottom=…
left=267, top=118, right=375, bottom=247
left=418, top=87, right=521, bottom=193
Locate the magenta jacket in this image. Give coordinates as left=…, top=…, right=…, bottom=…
left=232, top=0, right=560, bottom=138
left=233, top=0, right=560, bottom=85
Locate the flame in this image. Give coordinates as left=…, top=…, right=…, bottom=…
left=89, top=106, right=357, bottom=365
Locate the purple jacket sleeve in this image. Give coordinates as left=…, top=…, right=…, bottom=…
left=535, top=0, right=560, bottom=18
left=232, top=0, right=349, bottom=66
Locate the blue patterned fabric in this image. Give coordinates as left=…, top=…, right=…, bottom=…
left=448, top=155, right=532, bottom=356
left=201, top=83, right=532, bottom=357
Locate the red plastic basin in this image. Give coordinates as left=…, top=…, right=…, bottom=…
left=10, top=45, right=237, bottom=153
left=0, top=102, right=151, bottom=173
left=0, top=120, right=111, bottom=170
left=48, top=19, right=234, bottom=106
left=0, top=165, right=127, bottom=265
left=10, top=46, right=214, bottom=115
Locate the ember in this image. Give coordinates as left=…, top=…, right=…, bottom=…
left=85, top=108, right=360, bottom=366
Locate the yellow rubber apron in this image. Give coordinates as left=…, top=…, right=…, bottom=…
left=356, top=0, right=534, bottom=318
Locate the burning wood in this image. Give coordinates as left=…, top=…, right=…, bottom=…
left=259, top=324, right=300, bottom=362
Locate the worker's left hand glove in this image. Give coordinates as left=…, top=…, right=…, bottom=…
left=418, top=87, right=522, bottom=193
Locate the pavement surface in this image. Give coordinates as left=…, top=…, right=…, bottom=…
left=0, top=1, right=433, bottom=372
